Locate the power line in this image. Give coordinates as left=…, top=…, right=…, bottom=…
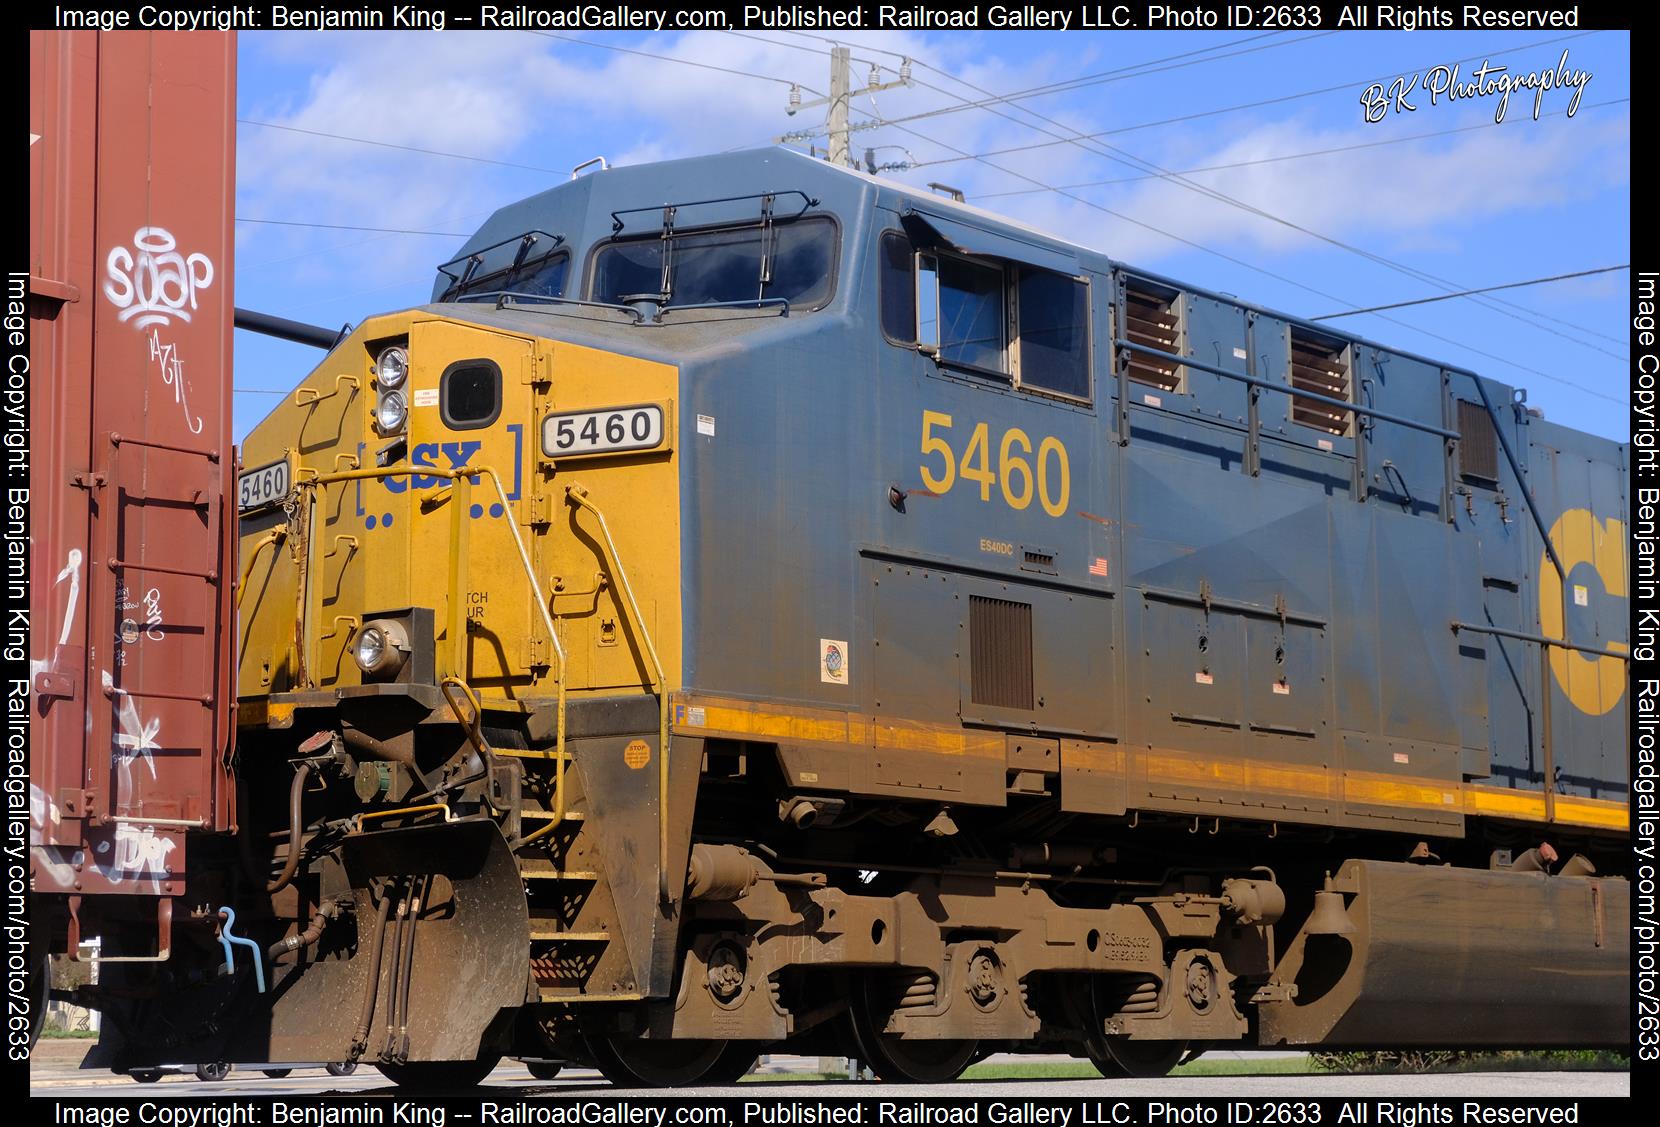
left=1311, top=266, right=1629, bottom=320
left=866, top=114, right=1625, bottom=404
left=910, top=31, right=1598, bottom=169
left=878, top=31, right=1333, bottom=129
left=973, top=97, right=1629, bottom=199
left=526, top=30, right=823, bottom=95
left=891, top=39, right=1626, bottom=359
left=724, top=27, right=889, bottom=74
left=237, top=217, right=469, bottom=237
left=238, top=118, right=564, bottom=174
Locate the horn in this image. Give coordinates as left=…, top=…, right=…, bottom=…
left=1305, top=889, right=1356, bottom=936
left=1511, top=844, right=1558, bottom=873
left=1558, top=854, right=1597, bottom=878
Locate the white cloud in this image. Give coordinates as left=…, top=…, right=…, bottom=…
left=235, top=31, right=1628, bottom=321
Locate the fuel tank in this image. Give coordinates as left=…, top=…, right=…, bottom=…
left=1260, top=858, right=1628, bottom=1048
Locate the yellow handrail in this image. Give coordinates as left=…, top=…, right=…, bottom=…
left=564, top=483, right=671, bottom=900
left=287, top=465, right=570, bottom=842
left=236, top=527, right=286, bottom=609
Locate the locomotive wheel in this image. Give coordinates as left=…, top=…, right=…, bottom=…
left=376, top=1054, right=502, bottom=1090
left=702, top=1043, right=762, bottom=1084
left=525, top=1060, right=563, bottom=1081
left=845, top=977, right=979, bottom=1084
left=586, top=1036, right=748, bottom=1088
left=1083, top=1036, right=1188, bottom=1079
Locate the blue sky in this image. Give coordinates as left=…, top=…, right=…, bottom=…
left=232, top=28, right=1630, bottom=444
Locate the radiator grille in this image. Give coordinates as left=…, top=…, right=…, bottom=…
left=1458, top=399, right=1501, bottom=483
left=970, top=596, right=1034, bottom=711
left=1123, top=280, right=1183, bottom=393
left=1288, top=328, right=1351, bottom=436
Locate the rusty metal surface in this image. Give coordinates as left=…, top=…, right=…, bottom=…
left=1260, top=859, right=1630, bottom=1048
left=29, top=30, right=237, bottom=897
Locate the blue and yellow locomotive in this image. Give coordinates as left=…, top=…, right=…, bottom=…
left=94, top=147, right=1630, bottom=1086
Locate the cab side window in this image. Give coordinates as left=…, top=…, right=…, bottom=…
left=887, top=229, right=1090, bottom=403
left=1015, top=267, right=1088, bottom=401
left=879, top=232, right=915, bottom=343
left=922, top=253, right=1007, bottom=377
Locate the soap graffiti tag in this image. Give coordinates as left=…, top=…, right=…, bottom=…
left=103, top=227, right=214, bottom=330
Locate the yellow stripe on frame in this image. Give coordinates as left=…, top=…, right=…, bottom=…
left=672, top=695, right=1629, bottom=830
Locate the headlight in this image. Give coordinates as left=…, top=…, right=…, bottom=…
left=354, top=627, right=387, bottom=672
left=375, top=389, right=408, bottom=435
left=353, top=619, right=410, bottom=678
left=375, top=346, right=409, bottom=389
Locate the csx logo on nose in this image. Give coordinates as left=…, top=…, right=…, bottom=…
left=382, top=441, right=483, bottom=493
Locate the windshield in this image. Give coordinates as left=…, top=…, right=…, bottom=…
left=438, top=232, right=568, bottom=302
left=591, top=217, right=836, bottom=309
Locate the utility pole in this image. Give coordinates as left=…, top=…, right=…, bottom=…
left=827, top=46, right=851, bottom=169
left=781, top=48, right=912, bottom=168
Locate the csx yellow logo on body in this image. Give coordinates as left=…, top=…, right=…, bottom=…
left=1539, top=508, right=1627, bottom=715
left=919, top=411, right=1070, bottom=518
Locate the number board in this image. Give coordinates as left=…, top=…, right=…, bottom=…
left=541, top=403, right=670, bottom=460
left=238, top=457, right=292, bottom=514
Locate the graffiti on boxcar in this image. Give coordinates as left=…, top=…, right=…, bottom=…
left=29, top=548, right=83, bottom=681
left=148, top=330, right=204, bottom=435
left=55, top=547, right=82, bottom=646
left=94, top=824, right=176, bottom=888
left=103, top=227, right=214, bottom=330
left=102, top=669, right=160, bottom=779
left=142, top=587, right=165, bottom=642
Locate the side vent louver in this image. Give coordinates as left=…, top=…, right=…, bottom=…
left=1457, top=399, right=1501, bottom=484
left=1288, top=327, right=1351, bottom=436
left=1123, top=280, right=1183, bottom=393
left=970, top=596, right=1035, bottom=711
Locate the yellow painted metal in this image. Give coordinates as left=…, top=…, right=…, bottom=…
left=1538, top=509, right=1629, bottom=715
left=237, top=314, right=680, bottom=703
left=354, top=802, right=450, bottom=832
left=564, top=483, right=671, bottom=894
left=236, top=527, right=285, bottom=609
left=293, top=373, right=358, bottom=406
left=672, top=691, right=1630, bottom=832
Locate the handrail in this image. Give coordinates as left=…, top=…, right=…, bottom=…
left=1450, top=621, right=1629, bottom=661
left=289, top=465, right=570, bottom=842
left=1467, top=377, right=1566, bottom=581
left=436, top=229, right=562, bottom=284
left=1113, top=339, right=1459, bottom=441
left=237, top=524, right=278, bottom=614
left=565, top=483, right=672, bottom=901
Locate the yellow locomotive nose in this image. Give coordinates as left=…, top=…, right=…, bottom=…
left=236, top=313, right=682, bottom=707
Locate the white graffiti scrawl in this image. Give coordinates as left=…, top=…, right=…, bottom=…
left=96, top=825, right=176, bottom=889
left=103, top=226, right=214, bottom=330
left=148, top=330, right=203, bottom=435
left=102, top=670, right=160, bottom=780
left=142, top=587, right=165, bottom=642
left=55, top=548, right=82, bottom=646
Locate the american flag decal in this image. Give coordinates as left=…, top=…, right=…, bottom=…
left=1088, top=557, right=1109, bottom=577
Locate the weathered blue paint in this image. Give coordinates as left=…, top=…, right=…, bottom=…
left=427, top=147, right=1628, bottom=820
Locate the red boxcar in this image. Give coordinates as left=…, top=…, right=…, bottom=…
left=28, top=31, right=237, bottom=946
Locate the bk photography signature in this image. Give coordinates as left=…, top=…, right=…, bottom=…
left=1361, top=49, right=1592, bottom=124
